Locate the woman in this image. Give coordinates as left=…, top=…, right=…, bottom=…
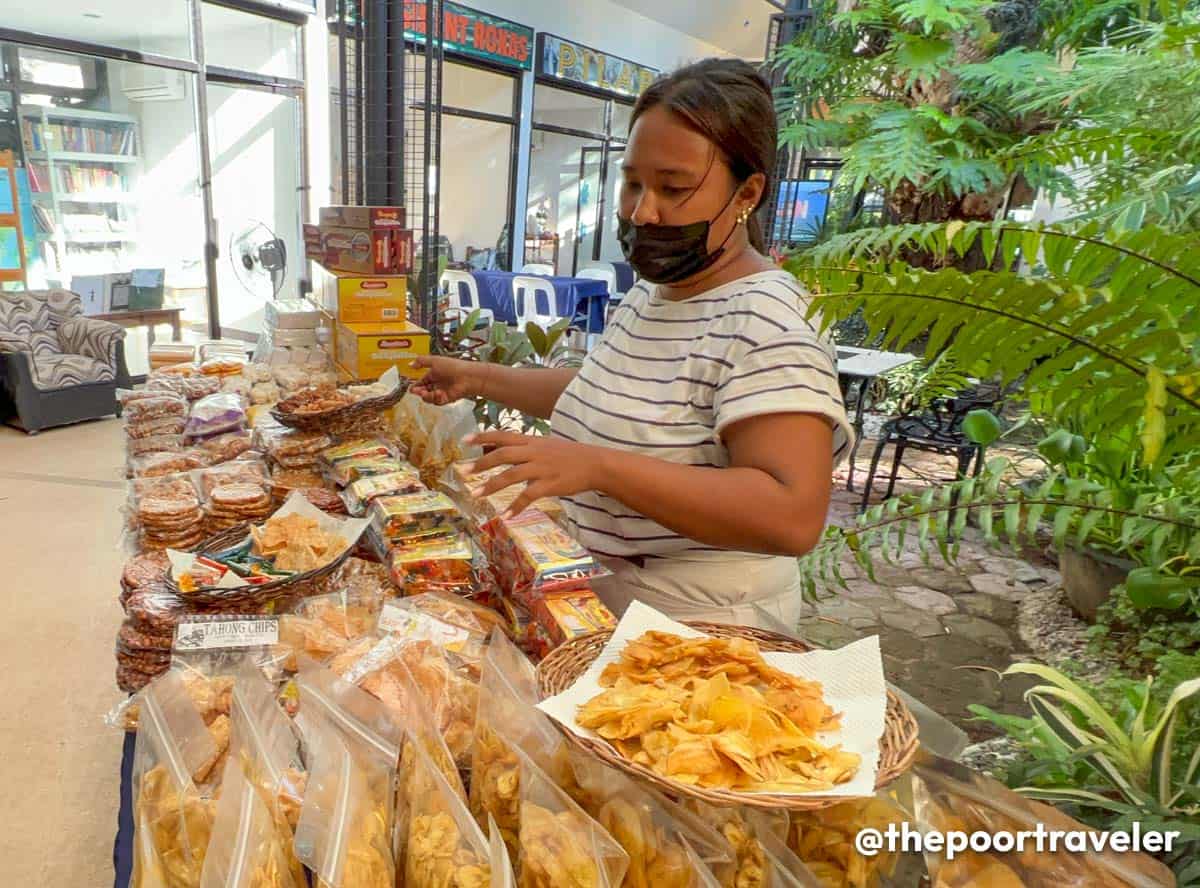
left=412, top=58, right=852, bottom=628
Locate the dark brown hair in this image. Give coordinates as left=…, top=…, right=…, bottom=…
left=630, top=58, right=777, bottom=252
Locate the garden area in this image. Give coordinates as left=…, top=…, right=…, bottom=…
left=770, top=0, right=1200, bottom=881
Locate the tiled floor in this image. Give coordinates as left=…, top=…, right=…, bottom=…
left=0, top=418, right=127, bottom=885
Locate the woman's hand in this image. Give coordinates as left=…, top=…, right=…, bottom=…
left=471, top=431, right=603, bottom=516
left=409, top=356, right=482, bottom=405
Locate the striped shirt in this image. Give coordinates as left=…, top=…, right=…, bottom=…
left=550, top=268, right=854, bottom=559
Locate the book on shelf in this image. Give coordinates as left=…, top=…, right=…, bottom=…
left=31, top=204, right=54, bottom=234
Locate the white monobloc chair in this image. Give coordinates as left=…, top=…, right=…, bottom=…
left=511, top=274, right=565, bottom=334
left=574, top=264, right=619, bottom=345
left=439, top=269, right=493, bottom=331
left=520, top=262, right=555, bottom=276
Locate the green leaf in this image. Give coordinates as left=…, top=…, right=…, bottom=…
left=962, top=409, right=1002, bottom=446
left=1004, top=501, right=1021, bottom=543
left=894, top=34, right=954, bottom=77
left=524, top=322, right=548, bottom=357
left=1125, top=567, right=1195, bottom=611
left=1026, top=694, right=1140, bottom=803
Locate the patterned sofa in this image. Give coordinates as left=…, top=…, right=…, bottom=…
left=0, top=288, right=131, bottom=433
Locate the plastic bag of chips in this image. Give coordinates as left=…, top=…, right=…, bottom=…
left=405, top=737, right=493, bottom=888
left=488, top=814, right=517, bottom=888
left=788, top=794, right=909, bottom=888
left=682, top=801, right=795, bottom=888
left=516, top=749, right=630, bottom=888
left=566, top=746, right=737, bottom=888
left=278, top=590, right=385, bottom=670
left=294, top=662, right=403, bottom=888
left=130, top=669, right=219, bottom=888
left=912, top=752, right=1174, bottom=888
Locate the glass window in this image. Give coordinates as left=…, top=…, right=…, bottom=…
left=526, top=129, right=596, bottom=276
left=10, top=1, right=193, bottom=60
left=439, top=115, right=512, bottom=269
left=202, top=3, right=302, bottom=80
left=611, top=100, right=634, bottom=141
left=442, top=61, right=515, bottom=117
left=12, top=45, right=209, bottom=370
left=533, top=84, right=606, bottom=136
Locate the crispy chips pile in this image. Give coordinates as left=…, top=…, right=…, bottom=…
left=251, top=513, right=346, bottom=573
left=407, top=812, right=491, bottom=888
left=790, top=799, right=906, bottom=888
left=576, top=632, right=860, bottom=794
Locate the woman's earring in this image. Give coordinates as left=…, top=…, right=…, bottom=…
left=737, top=206, right=752, bottom=225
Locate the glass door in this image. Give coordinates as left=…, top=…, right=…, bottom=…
left=571, top=144, right=603, bottom=275
left=205, top=81, right=303, bottom=339
left=597, top=146, right=625, bottom=265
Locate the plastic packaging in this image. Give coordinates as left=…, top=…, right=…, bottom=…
left=130, top=670, right=218, bottom=887
left=193, top=430, right=255, bottom=467
left=127, top=434, right=187, bottom=458
left=146, top=373, right=222, bottom=402
left=482, top=509, right=609, bottom=608
left=526, top=589, right=616, bottom=659
left=369, top=490, right=463, bottom=544
left=195, top=457, right=270, bottom=499
left=787, top=794, right=910, bottom=887
left=294, top=662, right=403, bottom=888
left=516, top=749, right=630, bottom=888
left=682, top=801, right=794, bottom=888
left=125, top=415, right=190, bottom=440
left=386, top=532, right=481, bottom=596
left=912, top=752, right=1175, bottom=888
left=122, top=391, right=188, bottom=425
left=132, top=450, right=206, bottom=479
left=186, top=392, right=248, bottom=438
left=489, top=814, right=517, bottom=888
left=128, top=473, right=205, bottom=552
left=566, top=747, right=736, bottom=888
left=405, top=738, right=493, bottom=888
left=341, top=467, right=423, bottom=516
left=278, top=590, right=386, bottom=670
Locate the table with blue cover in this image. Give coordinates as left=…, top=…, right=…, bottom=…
left=465, top=270, right=609, bottom=332
left=113, top=732, right=134, bottom=887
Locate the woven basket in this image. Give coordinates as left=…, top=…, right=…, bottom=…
left=537, top=621, right=920, bottom=812
left=164, top=521, right=354, bottom=608
left=271, top=382, right=407, bottom=435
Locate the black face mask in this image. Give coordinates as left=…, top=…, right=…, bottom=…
left=617, top=188, right=741, bottom=285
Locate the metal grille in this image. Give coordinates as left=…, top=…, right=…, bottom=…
left=762, top=6, right=822, bottom=251
left=329, top=0, right=443, bottom=332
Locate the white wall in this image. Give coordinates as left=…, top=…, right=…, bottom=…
left=472, top=0, right=733, bottom=72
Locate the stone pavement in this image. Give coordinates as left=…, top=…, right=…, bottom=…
left=805, top=448, right=1062, bottom=741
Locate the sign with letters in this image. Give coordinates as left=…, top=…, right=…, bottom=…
left=404, top=1, right=533, bottom=70
left=537, top=33, right=658, bottom=98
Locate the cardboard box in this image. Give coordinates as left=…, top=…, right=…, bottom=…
left=325, top=275, right=408, bottom=324
left=335, top=320, right=431, bottom=381
left=319, top=205, right=406, bottom=230
left=303, top=223, right=414, bottom=275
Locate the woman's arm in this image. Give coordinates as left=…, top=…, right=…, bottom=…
left=473, top=412, right=833, bottom=556
left=410, top=356, right=576, bottom=420
left=477, top=364, right=577, bottom=421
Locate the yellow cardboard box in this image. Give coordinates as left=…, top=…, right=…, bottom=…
left=335, top=320, right=431, bottom=381
left=324, top=274, right=408, bottom=324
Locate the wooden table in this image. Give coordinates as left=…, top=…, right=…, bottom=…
left=836, top=346, right=920, bottom=491
left=92, top=307, right=183, bottom=347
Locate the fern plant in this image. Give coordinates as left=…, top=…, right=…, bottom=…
left=790, top=220, right=1200, bottom=595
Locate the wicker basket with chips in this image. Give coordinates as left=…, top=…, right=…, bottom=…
left=537, top=622, right=920, bottom=812
left=164, top=518, right=358, bottom=608
left=270, top=381, right=407, bottom=435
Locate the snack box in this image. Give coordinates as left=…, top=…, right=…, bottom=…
left=264, top=297, right=322, bottom=330
left=386, top=533, right=476, bottom=594
left=303, top=223, right=414, bottom=275
left=328, top=456, right=409, bottom=488
left=443, top=459, right=563, bottom=523
left=369, top=489, right=462, bottom=542
left=318, top=205, right=406, bottom=230
left=343, top=468, right=424, bottom=516
left=319, top=438, right=395, bottom=473
left=325, top=274, right=408, bottom=324
left=527, top=588, right=616, bottom=658
left=334, top=320, right=431, bottom=381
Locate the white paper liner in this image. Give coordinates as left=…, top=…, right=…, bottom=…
left=167, top=490, right=371, bottom=586
left=537, top=600, right=886, bottom=797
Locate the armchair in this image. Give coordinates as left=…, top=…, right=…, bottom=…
left=0, top=288, right=132, bottom=433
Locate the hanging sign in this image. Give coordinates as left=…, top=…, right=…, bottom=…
left=536, top=33, right=659, bottom=98
left=404, top=1, right=533, bottom=70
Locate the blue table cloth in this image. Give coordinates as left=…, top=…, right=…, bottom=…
left=114, top=731, right=134, bottom=888
left=465, top=271, right=609, bottom=332
left=612, top=261, right=636, bottom=295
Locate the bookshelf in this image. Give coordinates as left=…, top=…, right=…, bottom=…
left=20, top=105, right=140, bottom=280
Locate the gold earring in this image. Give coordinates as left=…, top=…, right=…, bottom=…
left=737, top=206, right=752, bottom=225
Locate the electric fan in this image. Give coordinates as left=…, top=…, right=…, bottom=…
left=229, top=220, right=287, bottom=300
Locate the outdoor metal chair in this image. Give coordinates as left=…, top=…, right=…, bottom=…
left=859, top=388, right=1001, bottom=513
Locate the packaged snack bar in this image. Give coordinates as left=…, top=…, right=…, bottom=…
left=369, top=489, right=463, bottom=544
left=485, top=509, right=608, bottom=607
left=130, top=669, right=218, bottom=888
left=295, top=663, right=403, bottom=888
left=788, top=795, right=908, bottom=888
left=912, top=752, right=1174, bottom=888
left=319, top=438, right=398, bottom=476
left=341, top=467, right=423, bottom=516
left=527, top=589, right=616, bottom=658
left=386, top=532, right=479, bottom=595
left=516, top=749, right=630, bottom=888
left=405, top=735, right=493, bottom=888
left=199, top=756, right=302, bottom=888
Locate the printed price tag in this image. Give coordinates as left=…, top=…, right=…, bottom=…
left=174, top=616, right=279, bottom=651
